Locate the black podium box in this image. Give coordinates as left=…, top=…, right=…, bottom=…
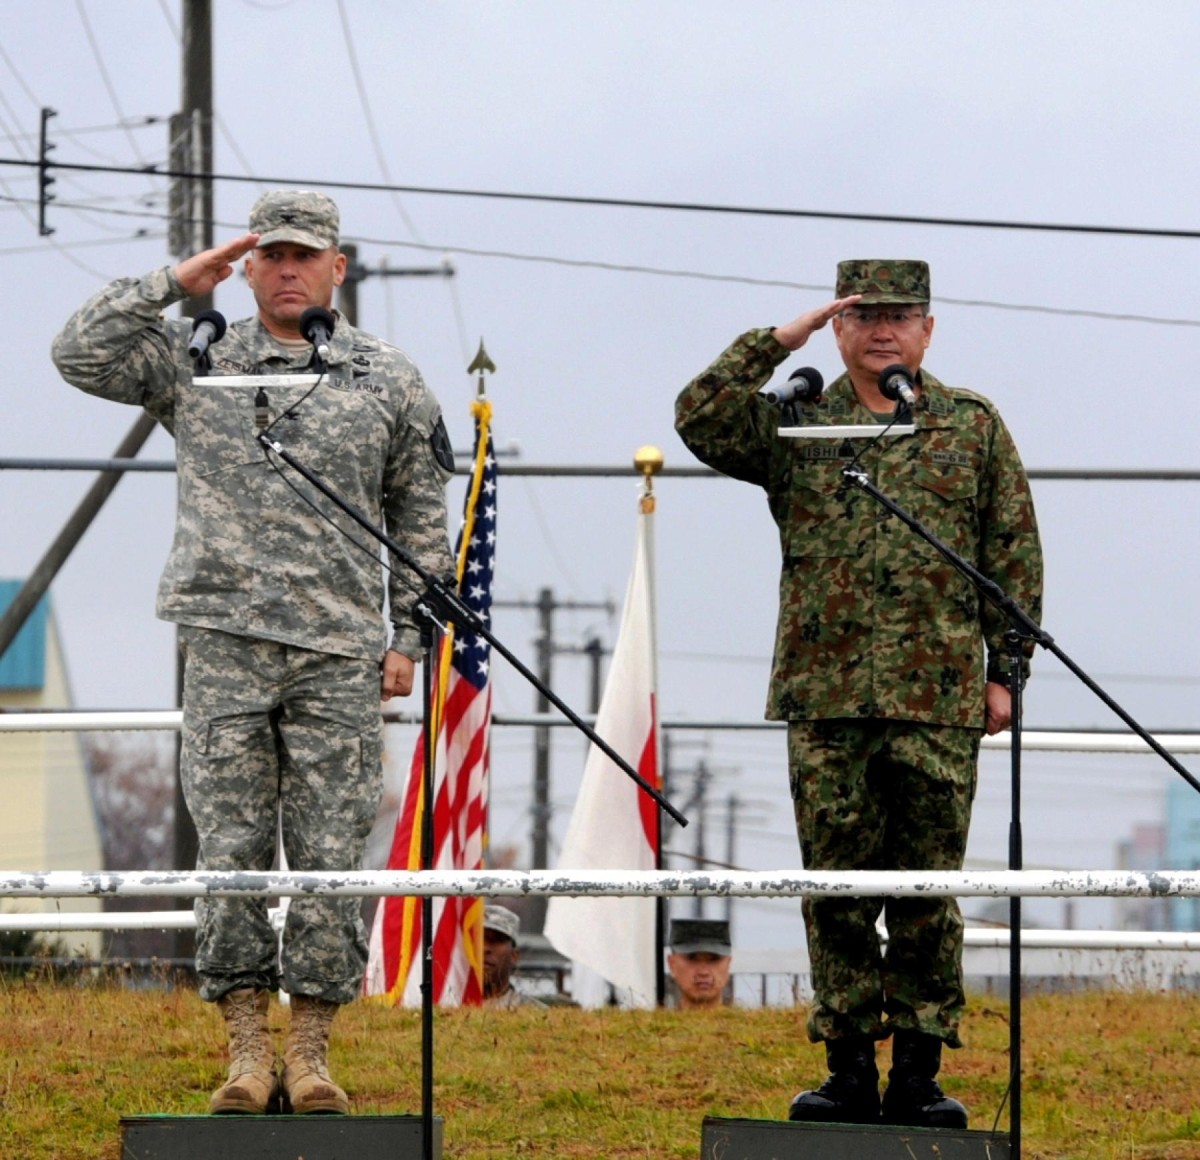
left=701, top=1116, right=1010, bottom=1159
left=119, top=1113, right=443, bottom=1159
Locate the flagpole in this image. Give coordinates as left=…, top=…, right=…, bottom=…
left=635, top=446, right=668, bottom=1008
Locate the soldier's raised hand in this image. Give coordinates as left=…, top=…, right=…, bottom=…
left=771, top=294, right=862, bottom=351
left=175, top=233, right=261, bottom=298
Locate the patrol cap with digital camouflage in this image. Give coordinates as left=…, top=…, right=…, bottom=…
left=835, top=259, right=930, bottom=305
left=669, top=919, right=731, bottom=956
left=249, top=189, right=340, bottom=251
left=483, top=904, right=521, bottom=944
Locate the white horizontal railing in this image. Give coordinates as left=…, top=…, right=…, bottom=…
left=0, top=910, right=196, bottom=931
left=2, top=710, right=1199, bottom=754
left=0, top=710, right=183, bottom=732
left=1, top=906, right=1197, bottom=952
left=2, top=868, right=1200, bottom=900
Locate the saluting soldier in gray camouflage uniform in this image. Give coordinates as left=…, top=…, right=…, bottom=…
left=675, top=260, right=1042, bottom=1129
left=52, top=190, right=455, bottom=1117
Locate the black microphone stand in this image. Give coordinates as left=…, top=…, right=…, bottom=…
left=256, top=428, right=688, bottom=1160
left=840, top=459, right=1200, bottom=1160
left=417, top=608, right=439, bottom=1159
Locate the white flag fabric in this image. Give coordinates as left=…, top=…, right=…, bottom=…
left=544, top=499, right=660, bottom=1008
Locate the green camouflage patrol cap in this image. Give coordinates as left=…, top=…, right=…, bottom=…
left=669, top=919, right=731, bottom=955
left=249, top=189, right=340, bottom=250
left=835, top=259, right=930, bottom=304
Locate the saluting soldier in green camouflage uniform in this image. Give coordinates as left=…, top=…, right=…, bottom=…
left=52, top=191, right=454, bottom=1117
left=675, top=260, right=1042, bottom=1128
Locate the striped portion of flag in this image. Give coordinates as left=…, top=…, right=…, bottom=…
left=365, top=397, right=496, bottom=1005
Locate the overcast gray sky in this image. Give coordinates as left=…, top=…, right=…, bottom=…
left=1, top=1, right=1198, bottom=941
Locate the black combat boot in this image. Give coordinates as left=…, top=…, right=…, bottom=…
left=880, top=1029, right=968, bottom=1128
left=788, top=1035, right=880, bottom=1124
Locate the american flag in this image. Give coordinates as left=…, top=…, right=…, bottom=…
left=365, top=397, right=495, bottom=1005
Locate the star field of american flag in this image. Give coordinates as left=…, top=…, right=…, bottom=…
left=451, top=434, right=496, bottom=688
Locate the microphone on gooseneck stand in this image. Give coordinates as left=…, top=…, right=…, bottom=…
left=187, top=309, right=227, bottom=374
left=760, top=366, right=825, bottom=427
left=878, top=363, right=917, bottom=409
left=299, top=305, right=335, bottom=371
left=759, top=366, right=825, bottom=406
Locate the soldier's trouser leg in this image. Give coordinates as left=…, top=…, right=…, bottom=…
left=180, top=628, right=383, bottom=1005
left=878, top=724, right=978, bottom=1045
left=276, top=647, right=383, bottom=1005
left=788, top=720, right=979, bottom=1046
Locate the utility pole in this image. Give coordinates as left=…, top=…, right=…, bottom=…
left=336, top=244, right=454, bottom=328
left=168, top=0, right=213, bottom=272
left=0, top=29, right=201, bottom=681
left=532, top=585, right=554, bottom=921
left=692, top=758, right=711, bottom=918
left=37, top=107, right=56, bottom=236
left=724, top=791, right=740, bottom=928
left=556, top=634, right=605, bottom=716
left=493, top=588, right=613, bottom=931
left=169, top=0, right=213, bottom=952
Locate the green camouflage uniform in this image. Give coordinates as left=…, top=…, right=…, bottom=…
left=675, top=279, right=1042, bottom=1045
left=52, top=228, right=454, bottom=1003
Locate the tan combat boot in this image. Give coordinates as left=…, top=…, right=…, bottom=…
left=209, top=988, right=280, bottom=1115
left=281, top=995, right=350, bottom=1115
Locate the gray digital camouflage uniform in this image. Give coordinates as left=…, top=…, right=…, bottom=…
left=52, top=267, right=454, bottom=1003
left=483, top=985, right=548, bottom=1010
left=675, top=326, right=1042, bottom=1045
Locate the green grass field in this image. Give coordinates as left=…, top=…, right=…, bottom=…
left=1, top=979, right=1198, bottom=1158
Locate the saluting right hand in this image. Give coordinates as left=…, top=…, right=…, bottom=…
left=771, top=294, right=862, bottom=351
left=175, top=233, right=261, bottom=298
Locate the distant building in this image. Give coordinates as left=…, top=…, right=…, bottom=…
left=1115, top=822, right=1172, bottom=932
left=1115, top=785, right=1200, bottom=934
left=1165, top=779, right=1200, bottom=932
left=0, top=580, right=103, bottom=955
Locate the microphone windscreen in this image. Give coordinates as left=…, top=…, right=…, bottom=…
left=788, top=366, right=825, bottom=403
left=877, top=363, right=912, bottom=401
left=191, top=308, right=227, bottom=341
left=299, top=306, right=336, bottom=344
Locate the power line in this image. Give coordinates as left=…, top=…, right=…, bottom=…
left=0, top=94, right=29, bottom=157
left=0, top=49, right=116, bottom=283
left=0, top=42, right=41, bottom=109
left=335, top=0, right=422, bottom=244
left=73, top=0, right=159, bottom=184
left=347, top=234, right=1200, bottom=328
left=152, top=0, right=261, bottom=186
left=4, top=190, right=1199, bottom=329
left=3, top=153, right=1199, bottom=241
left=0, top=193, right=168, bottom=227
left=0, top=233, right=163, bottom=257
left=3, top=117, right=169, bottom=144
left=7, top=167, right=1200, bottom=328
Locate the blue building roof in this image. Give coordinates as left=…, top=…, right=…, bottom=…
left=0, top=580, right=48, bottom=691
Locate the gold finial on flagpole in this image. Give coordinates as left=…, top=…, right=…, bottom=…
left=634, top=445, right=663, bottom=513
left=467, top=339, right=496, bottom=398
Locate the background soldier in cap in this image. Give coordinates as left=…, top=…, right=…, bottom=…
left=675, top=261, right=1042, bottom=1128
left=666, top=919, right=733, bottom=1010
left=482, top=904, right=547, bottom=1009
left=52, top=190, right=454, bottom=1115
